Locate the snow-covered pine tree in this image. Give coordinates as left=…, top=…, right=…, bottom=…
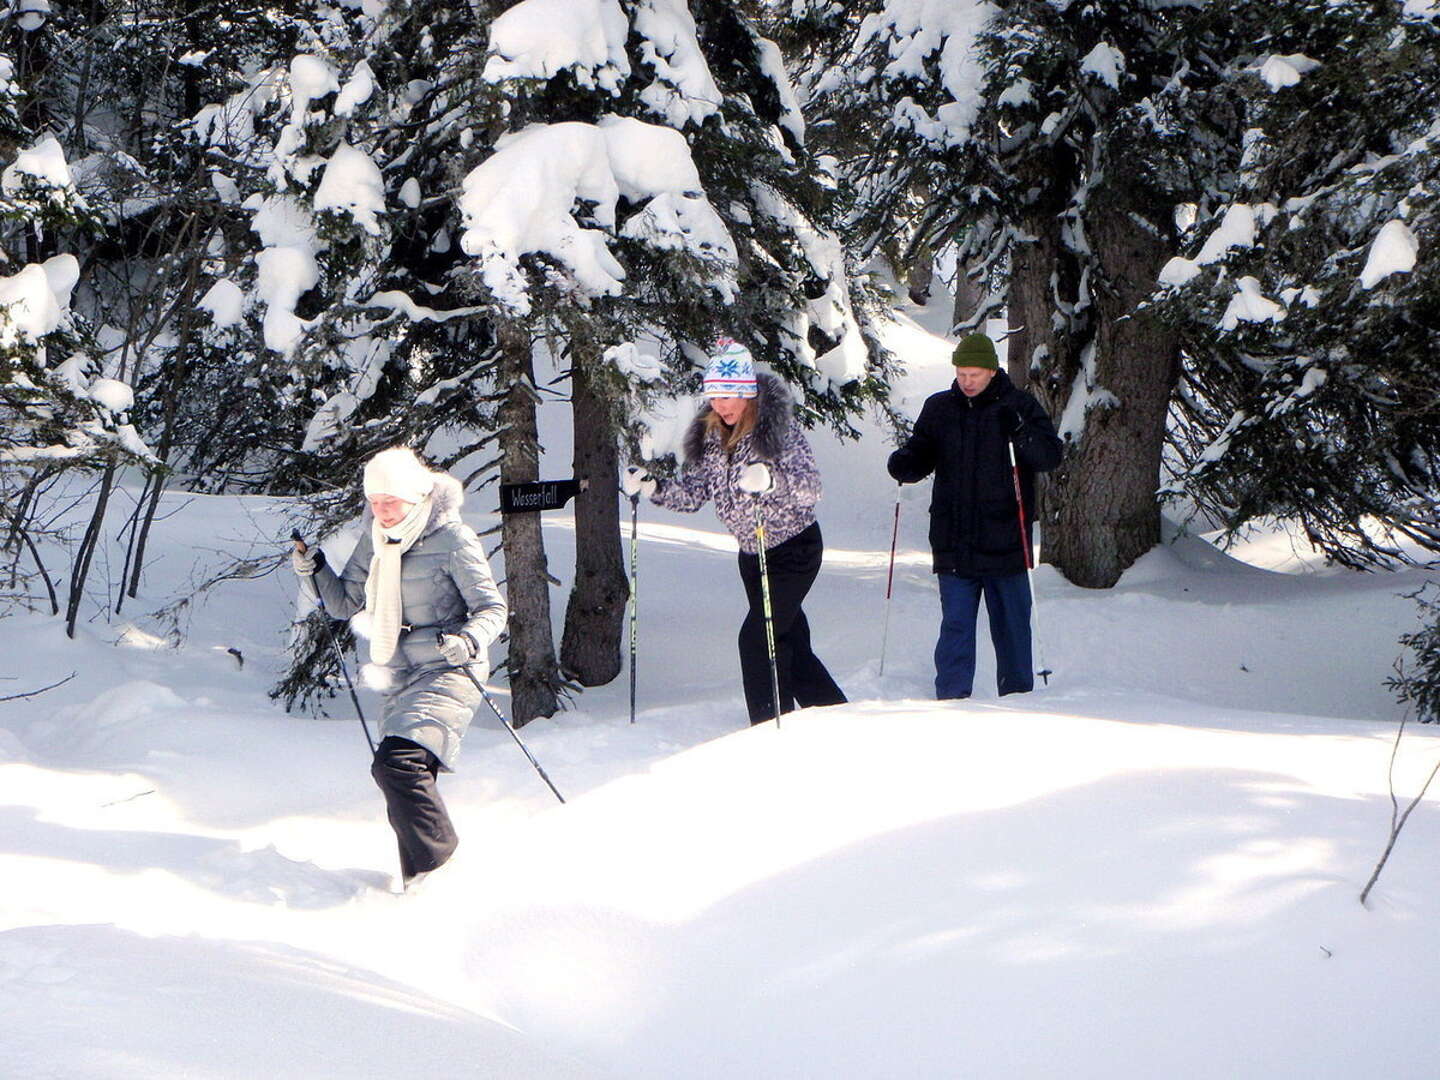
left=471, top=0, right=884, bottom=697
left=795, top=0, right=1233, bottom=587
left=171, top=0, right=526, bottom=715
left=1153, top=1, right=1440, bottom=712
left=473, top=0, right=735, bottom=692
left=0, top=11, right=159, bottom=629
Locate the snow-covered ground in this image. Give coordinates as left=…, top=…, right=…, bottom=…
left=3, top=304, right=1437, bottom=1078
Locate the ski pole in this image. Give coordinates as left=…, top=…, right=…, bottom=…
left=878, top=486, right=901, bottom=676
left=448, top=642, right=565, bottom=805
left=292, top=530, right=377, bottom=753
left=753, top=505, right=783, bottom=728
left=1006, top=444, right=1052, bottom=685
left=628, top=491, right=639, bottom=725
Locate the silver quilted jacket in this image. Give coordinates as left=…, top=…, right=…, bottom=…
left=311, top=473, right=507, bottom=768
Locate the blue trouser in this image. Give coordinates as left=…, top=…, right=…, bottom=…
left=934, top=571, right=1034, bottom=699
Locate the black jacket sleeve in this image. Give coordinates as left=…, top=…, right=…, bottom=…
left=1009, top=389, right=1063, bottom=473
left=888, top=398, right=942, bottom=484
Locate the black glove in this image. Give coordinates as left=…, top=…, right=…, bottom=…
left=996, top=404, right=1024, bottom=436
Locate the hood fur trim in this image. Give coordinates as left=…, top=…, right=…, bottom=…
left=683, top=372, right=793, bottom=462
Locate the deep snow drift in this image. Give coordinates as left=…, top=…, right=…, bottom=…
left=2, top=304, right=1438, bottom=1078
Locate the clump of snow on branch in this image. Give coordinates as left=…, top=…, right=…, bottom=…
left=364, top=292, right=482, bottom=324
left=1, top=134, right=83, bottom=217
left=1081, top=42, right=1125, bottom=89
left=198, top=280, right=245, bottom=328
left=12, top=0, right=50, bottom=33
left=87, top=378, right=133, bottom=413
left=632, top=0, right=723, bottom=127
left=1220, top=276, right=1285, bottom=331
left=1359, top=219, right=1418, bottom=288
left=246, top=196, right=322, bottom=355
left=483, top=0, right=631, bottom=94
left=458, top=116, right=736, bottom=314
left=2, top=134, right=72, bottom=194
left=606, top=341, right=664, bottom=382
left=313, top=144, right=385, bottom=235
left=843, top=0, right=994, bottom=149
left=0, top=258, right=72, bottom=345
left=755, top=36, right=805, bottom=145
left=335, top=61, right=375, bottom=117
left=193, top=68, right=283, bottom=147
left=485, top=0, right=721, bottom=129
left=0, top=251, right=155, bottom=463
left=1160, top=203, right=1277, bottom=284
left=288, top=54, right=340, bottom=126
left=302, top=337, right=393, bottom=451
left=1256, top=54, right=1321, bottom=91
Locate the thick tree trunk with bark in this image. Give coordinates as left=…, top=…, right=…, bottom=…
left=497, top=324, right=560, bottom=726
left=951, top=256, right=985, bottom=336
left=1006, top=143, right=1079, bottom=397
left=1038, top=185, right=1181, bottom=589
left=560, top=349, right=626, bottom=685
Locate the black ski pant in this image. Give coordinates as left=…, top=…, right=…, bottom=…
left=371, top=736, right=458, bottom=881
left=736, top=521, right=847, bottom=725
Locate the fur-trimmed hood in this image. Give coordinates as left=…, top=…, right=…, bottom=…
left=683, top=372, right=794, bottom=462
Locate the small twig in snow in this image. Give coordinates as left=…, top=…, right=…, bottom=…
left=1360, top=706, right=1440, bottom=907
left=0, top=671, right=77, bottom=702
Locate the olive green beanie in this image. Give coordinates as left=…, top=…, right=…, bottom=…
left=951, top=333, right=998, bottom=370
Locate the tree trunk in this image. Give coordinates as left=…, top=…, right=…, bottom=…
left=65, top=461, right=117, bottom=638
left=1038, top=183, right=1181, bottom=589
left=1007, top=142, right=1079, bottom=397
left=951, top=255, right=985, bottom=336
left=560, top=347, right=626, bottom=685
left=906, top=241, right=934, bottom=305
left=497, top=323, right=561, bottom=726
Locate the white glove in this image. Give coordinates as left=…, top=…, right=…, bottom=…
left=737, top=462, right=773, bottom=494
left=621, top=466, right=657, bottom=498
left=291, top=545, right=318, bottom=576
left=438, top=633, right=476, bottom=666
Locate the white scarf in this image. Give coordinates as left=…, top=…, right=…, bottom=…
left=363, top=495, right=433, bottom=665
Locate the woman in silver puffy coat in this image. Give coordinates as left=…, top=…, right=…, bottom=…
left=292, top=447, right=506, bottom=889
left=629, top=339, right=846, bottom=725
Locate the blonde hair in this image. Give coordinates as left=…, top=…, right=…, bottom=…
left=704, top=398, right=758, bottom=455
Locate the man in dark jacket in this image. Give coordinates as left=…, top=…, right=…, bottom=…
left=887, top=333, right=1063, bottom=699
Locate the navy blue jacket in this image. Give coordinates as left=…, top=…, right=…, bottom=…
left=887, top=370, right=1062, bottom=576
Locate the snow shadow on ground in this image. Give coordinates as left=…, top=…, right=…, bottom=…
left=0, top=806, right=385, bottom=908
left=460, top=767, right=1428, bottom=1080
left=0, top=924, right=610, bottom=1080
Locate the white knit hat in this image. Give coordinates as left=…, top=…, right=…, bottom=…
left=702, top=338, right=758, bottom=399
left=363, top=447, right=435, bottom=504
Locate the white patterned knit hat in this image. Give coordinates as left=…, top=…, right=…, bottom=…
left=702, top=338, right=758, bottom=399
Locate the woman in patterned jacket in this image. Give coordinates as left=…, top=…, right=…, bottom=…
left=628, top=340, right=846, bottom=725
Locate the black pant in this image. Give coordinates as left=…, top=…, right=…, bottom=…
left=371, top=736, right=458, bottom=881
left=737, top=522, right=847, bottom=724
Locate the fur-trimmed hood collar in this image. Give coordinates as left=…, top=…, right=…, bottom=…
left=683, top=372, right=794, bottom=462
